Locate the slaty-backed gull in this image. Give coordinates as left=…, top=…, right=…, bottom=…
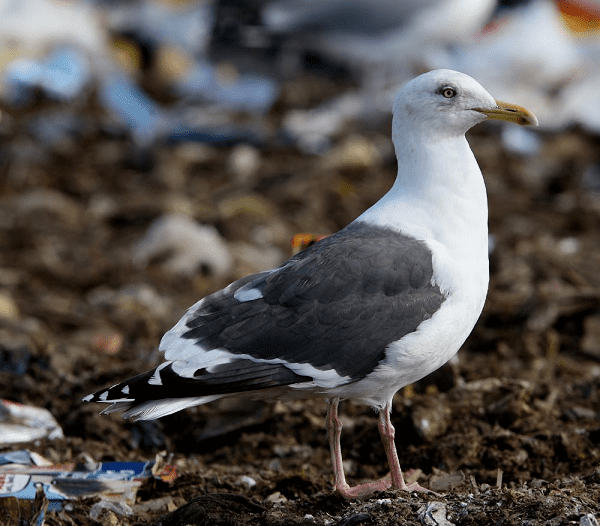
left=83, top=70, right=538, bottom=499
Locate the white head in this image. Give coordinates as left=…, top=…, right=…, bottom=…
left=392, top=69, right=538, bottom=139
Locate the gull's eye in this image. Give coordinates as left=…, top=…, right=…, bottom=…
left=441, top=87, right=456, bottom=99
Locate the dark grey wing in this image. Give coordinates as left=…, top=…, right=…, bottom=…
left=165, top=222, right=444, bottom=379
left=84, top=222, right=445, bottom=413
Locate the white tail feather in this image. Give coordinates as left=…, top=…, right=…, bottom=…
left=121, top=395, right=223, bottom=421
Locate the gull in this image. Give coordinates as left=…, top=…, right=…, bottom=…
left=83, top=69, right=537, bottom=499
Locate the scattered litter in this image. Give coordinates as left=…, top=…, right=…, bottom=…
left=418, top=502, right=455, bottom=526
left=282, top=92, right=364, bottom=154
left=581, top=514, right=599, bottom=526
left=0, top=450, right=176, bottom=523
left=0, top=0, right=105, bottom=71
left=104, top=0, right=214, bottom=55
left=175, top=60, right=279, bottom=113
left=435, top=0, right=600, bottom=132
left=240, top=475, right=257, bottom=488
left=3, top=47, right=92, bottom=105
left=132, top=214, right=233, bottom=277
left=89, top=500, right=134, bottom=521
left=2, top=1, right=600, bottom=523
left=0, top=451, right=50, bottom=467
left=98, top=74, right=167, bottom=147
left=263, top=0, right=494, bottom=81
left=0, top=400, right=63, bottom=446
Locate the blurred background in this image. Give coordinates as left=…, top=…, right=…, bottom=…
left=1, top=0, right=600, bottom=522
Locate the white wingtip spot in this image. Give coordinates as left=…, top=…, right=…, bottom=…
left=121, top=385, right=130, bottom=395
left=99, top=391, right=110, bottom=401
left=148, top=362, right=171, bottom=386
left=82, top=394, right=94, bottom=402
left=234, top=284, right=263, bottom=302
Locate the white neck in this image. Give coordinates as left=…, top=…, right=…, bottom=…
left=356, top=130, right=488, bottom=262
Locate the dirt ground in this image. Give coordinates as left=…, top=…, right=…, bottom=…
left=1, top=73, right=600, bottom=525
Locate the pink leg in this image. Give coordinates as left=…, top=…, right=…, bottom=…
left=326, top=398, right=391, bottom=499
left=378, top=402, right=433, bottom=493
left=326, top=399, right=436, bottom=499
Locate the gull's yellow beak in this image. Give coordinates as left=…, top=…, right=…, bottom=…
left=475, top=100, right=539, bottom=126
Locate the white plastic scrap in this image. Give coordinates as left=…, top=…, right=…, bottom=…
left=418, top=502, right=455, bottom=526
left=240, top=475, right=257, bottom=488
left=0, top=399, right=64, bottom=446
left=89, top=500, right=134, bottom=521
left=581, top=514, right=599, bottom=526
left=132, top=214, right=233, bottom=277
